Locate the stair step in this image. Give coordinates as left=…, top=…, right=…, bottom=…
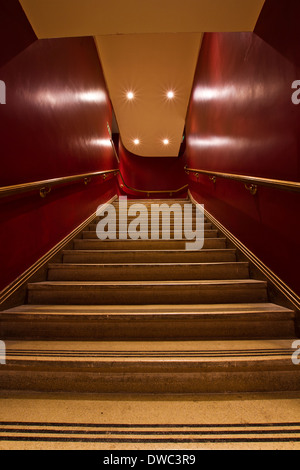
left=1, top=339, right=299, bottom=393
left=27, top=279, right=268, bottom=305
left=47, top=262, right=249, bottom=281
left=81, top=230, right=219, bottom=240
left=1, top=304, right=295, bottom=340
left=114, top=199, right=189, bottom=202
left=114, top=199, right=189, bottom=203
left=88, top=222, right=213, bottom=231
left=94, top=213, right=205, bottom=218
left=112, top=201, right=191, bottom=208
left=73, top=238, right=227, bottom=250
left=62, top=249, right=237, bottom=264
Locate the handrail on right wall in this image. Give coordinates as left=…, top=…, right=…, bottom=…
left=184, top=166, right=300, bottom=195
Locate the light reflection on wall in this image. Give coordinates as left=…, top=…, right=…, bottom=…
left=193, top=82, right=278, bottom=103
left=26, top=89, right=107, bottom=107
left=90, top=138, right=112, bottom=147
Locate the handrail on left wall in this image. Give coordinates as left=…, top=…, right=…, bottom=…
left=0, top=169, right=119, bottom=199
left=0, top=169, right=189, bottom=199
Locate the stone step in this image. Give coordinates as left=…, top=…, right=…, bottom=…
left=80, top=229, right=219, bottom=240
left=0, top=304, right=295, bottom=340
left=93, top=215, right=208, bottom=223
left=114, top=199, right=189, bottom=204
left=112, top=200, right=191, bottom=207
left=1, top=339, right=299, bottom=393
left=47, top=262, right=250, bottom=282
left=62, top=248, right=237, bottom=264
left=73, top=238, right=227, bottom=250
left=27, top=279, right=268, bottom=305
left=87, top=222, right=213, bottom=231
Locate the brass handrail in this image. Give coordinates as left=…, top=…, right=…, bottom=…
left=117, top=170, right=188, bottom=196
left=185, top=166, right=300, bottom=194
left=0, top=169, right=119, bottom=199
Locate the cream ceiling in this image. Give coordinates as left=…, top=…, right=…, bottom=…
left=20, top=0, right=265, bottom=156
left=95, top=33, right=202, bottom=156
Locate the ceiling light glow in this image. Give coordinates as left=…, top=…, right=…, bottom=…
left=133, top=139, right=140, bottom=145
left=127, top=91, right=134, bottom=100
left=167, top=91, right=175, bottom=99
left=163, top=139, right=169, bottom=145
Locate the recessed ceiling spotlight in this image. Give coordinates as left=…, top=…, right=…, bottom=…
left=163, top=139, right=169, bottom=145
left=167, top=91, right=175, bottom=99
left=127, top=91, right=134, bottom=100
left=133, top=139, right=140, bottom=145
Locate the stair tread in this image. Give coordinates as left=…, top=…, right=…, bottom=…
left=28, top=279, right=266, bottom=288
left=2, top=302, right=294, bottom=314
left=2, top=303, right=294, bottom=318
left=4, top=339, right=297, bottom=364
left=63, top=249, right=235, bottom=254
left=4, top=338, right=294, bottom=349
left=74, top=238, right=226, bottom=241
left=48, top=262, right=247, bottom=268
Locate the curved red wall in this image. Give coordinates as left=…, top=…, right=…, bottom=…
left=118, top=139, right=187, bottom=199
left=0, top=36, right=118, bottom=292
left=185, top=32, right=300, bottom=295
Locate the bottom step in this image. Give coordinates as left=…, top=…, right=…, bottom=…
left=1, top=339, right=299, bottom=394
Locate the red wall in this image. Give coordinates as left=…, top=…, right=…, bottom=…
left=118, top=139, right=187, bottom=199
left=185, top=32, right=300, bottom=295
left=0, top=36, right=118, bottom=291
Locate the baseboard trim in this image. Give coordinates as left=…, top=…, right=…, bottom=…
left=189, top=190, right=300, bottom=313
left=0, top=195, right=118, bottom=310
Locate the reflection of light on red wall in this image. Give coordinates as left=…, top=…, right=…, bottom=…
left=185, top=32, right=300, bottom=295
left=0, top=37, right=116, bottom=187
left=0, top=36, right=118, bottom=291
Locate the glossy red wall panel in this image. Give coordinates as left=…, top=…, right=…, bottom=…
left=0, top=37, right=117, bottom=186
left=185, top=32, right=300, bottom=295
left=0, top=37, right=118, bottom=291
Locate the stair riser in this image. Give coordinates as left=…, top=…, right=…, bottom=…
left=73, top=239, right=227, bottom=250
left=28, top=284, right=268, bottom=305
left=47, top=264, right=249, bottom=281
left=1, top=318, right=295, bottom=340
left=81, top=230, right=218, bottom=240
left=62, top=250, right=237, bottom=264
left=1, top=369, right=299, bottom=393
left=97, top=206, right=204, bottom=212
left=95, top=216, right=207, bottom=223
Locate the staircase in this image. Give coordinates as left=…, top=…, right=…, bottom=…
left=0, top=198, right=299, bottom=394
